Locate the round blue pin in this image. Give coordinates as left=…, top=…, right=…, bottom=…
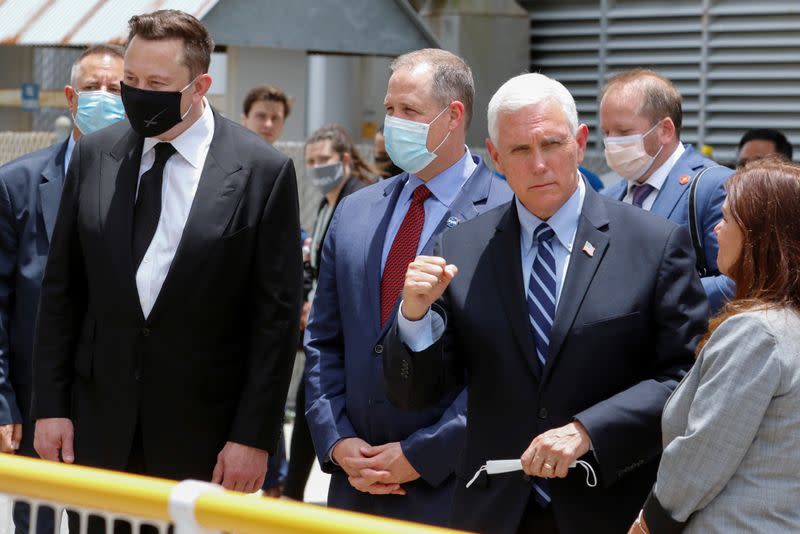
left=446, top=216, right=459, bottom=228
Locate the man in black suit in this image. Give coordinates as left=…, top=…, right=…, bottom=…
left=1, top=44, right=124, bottom=534
left=31, top=9, right=302, bottom=494
left=383, top=73, right=708, bottom=533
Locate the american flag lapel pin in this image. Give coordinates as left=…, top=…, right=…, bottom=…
left=582, top=241, right=595, bottom=257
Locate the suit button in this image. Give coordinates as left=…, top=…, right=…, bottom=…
left=538, top=408, right=548, bottom=419
left=374, top=344, right=383, bottom=355
left=134, top=370, right=142, bottom=381
left=141, top=327, right=150, bottom=337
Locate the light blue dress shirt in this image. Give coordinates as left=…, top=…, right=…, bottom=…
left=400, top=174, right=586, bottom=350
left=64, top=134, right=76, bottom=173
left=381, top=148, right=476, bottom=272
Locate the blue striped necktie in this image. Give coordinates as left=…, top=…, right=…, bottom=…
left=526, top=222, right=557, bottom=506
left=527, top=223, right=557, bottom=370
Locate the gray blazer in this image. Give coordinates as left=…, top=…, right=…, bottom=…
left=648, top=308, right=800, bottom=533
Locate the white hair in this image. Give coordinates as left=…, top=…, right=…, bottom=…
left=487, top=73, right=579, bottom=144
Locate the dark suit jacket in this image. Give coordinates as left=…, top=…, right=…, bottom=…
left=0, top=141, right=67, bottom=455
left=602, top=145, right=734, bottom=312
left=384, top=186, right=708, bottom=534
left=31, top=111, right=303, bottom=481
left=304, top=155, right=512, bottom=525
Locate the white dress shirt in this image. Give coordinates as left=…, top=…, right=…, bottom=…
left=622, top=143, right=685, bottom=210
left=135, top=100, right=214, bottom=318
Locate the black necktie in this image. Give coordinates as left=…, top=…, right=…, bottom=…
left=133, top=142, right=176, bottom=268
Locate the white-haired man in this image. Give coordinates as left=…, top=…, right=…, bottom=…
left=382, top=73, right=709, bottom=533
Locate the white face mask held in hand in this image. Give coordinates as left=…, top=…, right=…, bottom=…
left=466, top=459, right=597, bottom=489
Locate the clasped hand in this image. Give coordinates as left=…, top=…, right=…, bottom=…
left=333, top=438, right=420, bottom=495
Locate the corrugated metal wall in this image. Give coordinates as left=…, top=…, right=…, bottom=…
left=527, top=0, right=800, bottom=166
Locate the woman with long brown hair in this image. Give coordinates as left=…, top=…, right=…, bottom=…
left=630, top=158, right=800, bottom=533
left=284, top=124, right=377, bottom=501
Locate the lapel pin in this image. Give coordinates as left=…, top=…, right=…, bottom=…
left=679, top=174, right=691, bottom=185
left=582, top=241, right=595, bottom=257
left=446, top=216, right=459, bottom=228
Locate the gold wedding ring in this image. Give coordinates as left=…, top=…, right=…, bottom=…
left=543, top=462, right=554, bottom=471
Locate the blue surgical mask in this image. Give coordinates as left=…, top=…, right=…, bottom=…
left=73, top=90, right=125, bottom=135
left=383, top=105, right=451, bottom=175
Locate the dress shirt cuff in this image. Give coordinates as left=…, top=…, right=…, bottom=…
left=326, top=441, right=340, bottom=466
left=397, top=301, right=444, bottom=352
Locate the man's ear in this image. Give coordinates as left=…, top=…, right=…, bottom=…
left=192, top=73, right=213, bottom=102
left=658, top=117, right=677, bottom=144
left=486, top=138, right=504, bottom=175
left=575, top=124, right=589, bottom=165
left=449, top=100, right=466, bottom=130
left=64, top=85, right=77, bottom=110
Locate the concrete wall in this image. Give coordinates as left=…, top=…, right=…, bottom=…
left=420, top=0, right=529, bottom=146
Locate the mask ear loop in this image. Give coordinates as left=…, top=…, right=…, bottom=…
left=574, top=460, right=597, bottom=487
left=466, top=464, right=487, bottom=489
left=428, top=104, right=453, bottom=155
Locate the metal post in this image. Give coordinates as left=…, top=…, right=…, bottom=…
left=698, top=0, right=711, bottom=148
left=168, top=480, right=223, bottom=534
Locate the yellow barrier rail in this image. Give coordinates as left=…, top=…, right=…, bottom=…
left=0, top=454, right=463, bottom=534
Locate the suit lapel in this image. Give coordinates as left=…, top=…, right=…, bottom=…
left=38, top=140, right=68, bottom=243
left=365, top=175, right=407, bottom=336
left=651, top=145, right=701, bottom=219
left=102, top=129, right=145, bottom=320
left=491, top=204, right=542, bottom=382
left=147, top=112, right=246, bottom=323
left=422, top=157, right=488, bottom=251
left=543, top=188, right=609, bottom=384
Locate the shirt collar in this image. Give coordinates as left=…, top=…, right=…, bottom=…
left=142, top=98, right=214, bottom=169
left=64, top=133, right=76, bottom=171
left=517, top=172, right=585, bottom=253
left=406, top=147, right=476, bottom=207
left=628, top=142, right=685, bottom=195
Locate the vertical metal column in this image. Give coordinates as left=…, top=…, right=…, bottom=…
left=597, top=0, right=610, bottom=154
left=698, top=0, right=712, bottom=148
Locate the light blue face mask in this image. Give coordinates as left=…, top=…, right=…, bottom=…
left=73, top=90, right=125, bottom=134
left=383, top=105, right=451, bottom=175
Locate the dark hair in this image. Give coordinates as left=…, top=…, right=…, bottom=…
left=601, top=69, right=683, bottom=135
left=698, top=158, right=800, bottom=352
left=305, top=124, right=377, bottom=185
left=738, top=129, right=793, bottom=161
left=390, top=48, right=474, bottom=128
left=243, top=85, right=291, bottom=118
left=127, top=10, right=213, bottom=80
left=71, top=44, right=125, bottom=85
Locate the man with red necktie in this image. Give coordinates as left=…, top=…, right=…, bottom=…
left=303, top=48, right=511, bottom=526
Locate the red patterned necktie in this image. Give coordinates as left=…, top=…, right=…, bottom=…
left=380, top=184, right=433, bottom=326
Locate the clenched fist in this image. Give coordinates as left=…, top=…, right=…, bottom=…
left=401, top=256, right=458, bottom=321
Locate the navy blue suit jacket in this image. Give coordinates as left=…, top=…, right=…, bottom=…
left=602, top=145, right=734, bottom=312
left=383, top=186, right=708, bottom=533
left=0, top=140, right=67, bottom=452
left=304, top=155, right=511, bottom=525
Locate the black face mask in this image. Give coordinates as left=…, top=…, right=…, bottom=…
left=120, top=80, right=195, bottom=137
